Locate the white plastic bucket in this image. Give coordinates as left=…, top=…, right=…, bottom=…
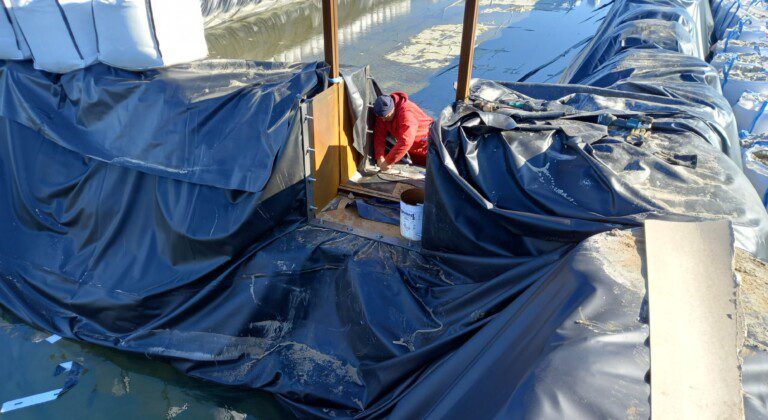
left=400, top=188, right=424, bottom=241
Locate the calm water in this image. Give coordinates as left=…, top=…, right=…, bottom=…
left=2, top=1, right=604, bottom=418
left=206, top=0, right=605, bottom=114
left=0, top=308, right=292, bottom=419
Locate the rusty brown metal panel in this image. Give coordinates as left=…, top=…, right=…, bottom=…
left=310, top=84, right=341, bottom=210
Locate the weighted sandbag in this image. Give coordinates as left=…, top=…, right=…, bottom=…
left=0, top=0, right=30, bottom=59
left=723, top=27, right=767, bottom=43
left=711, top=37, right=768, bottom=55
left=93, top=0, right=208, bottom=70
left=712, top=51, right=768, bottom=104
left=733, top=91, right=768, bottom=135
left=742, top=137, right=768, bottom=209
left=9, top=0, right=97, bottom=73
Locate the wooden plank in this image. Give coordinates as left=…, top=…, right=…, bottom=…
left=456, top=0, right=480, bottom=102
left=318, top=196, right=402, bottom=238
left=645, top=220, right=744, bottom=420
left=322, top=0, right=340, bottom=78
left=339, top=182, right=412, bottom=203
left=310, top=84, right=341, bottom=210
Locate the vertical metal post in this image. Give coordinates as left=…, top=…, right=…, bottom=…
left=322, top=0, right=340, bottom=78
left=456, top=0, right=480, bottom=102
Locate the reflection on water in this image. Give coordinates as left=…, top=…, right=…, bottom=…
left=384, top=22, right=492, bottom=70
left=0, top=308, right=292, bottom=419
left=207, top=0, right=412, bottom=62
left=203, top=0, right=294, bottom=28
left=206, top=0, right=604, bottom=113
left=206, top=0, right=597, bottom=63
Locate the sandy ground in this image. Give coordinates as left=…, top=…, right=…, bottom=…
left=736, top=248, right=768, bottom=352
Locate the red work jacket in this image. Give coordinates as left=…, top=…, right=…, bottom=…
left=373, top=92, right=434, bottom=166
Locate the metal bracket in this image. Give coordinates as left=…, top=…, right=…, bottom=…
left=300, top=101, right=318, bottom=220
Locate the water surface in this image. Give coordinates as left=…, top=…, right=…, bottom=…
left=207, top=0, right=605, bottom=113
left=0, top=309, right=291, bottom=419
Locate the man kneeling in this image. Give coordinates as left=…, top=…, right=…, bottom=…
left=373, top=92, right=434, bottom=171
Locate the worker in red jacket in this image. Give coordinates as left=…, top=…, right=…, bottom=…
left=373, top=92, right=434, bottom=171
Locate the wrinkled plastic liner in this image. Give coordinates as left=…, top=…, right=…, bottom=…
left=0, top=0, right=767, bottom=418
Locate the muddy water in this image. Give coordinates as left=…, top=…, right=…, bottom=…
left=0, top=308, right=292, bottom=419
left=206, top=0, right=605, bottom=114
left=1, top=1, right=605, bottom=418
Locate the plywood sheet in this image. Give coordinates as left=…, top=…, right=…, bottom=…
left=645, top=220, right=743, bottom=420
left=310, top=84, right=341, bottom=210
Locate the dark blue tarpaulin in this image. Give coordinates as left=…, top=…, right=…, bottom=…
left=425, top=80, right=767, bottom=262
left=0, top=0, right=767, bottom=417
left=0, top=60, right=327, bottom=193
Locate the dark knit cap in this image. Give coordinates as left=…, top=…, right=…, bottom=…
left=373, top=95, right=395, bottom=117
